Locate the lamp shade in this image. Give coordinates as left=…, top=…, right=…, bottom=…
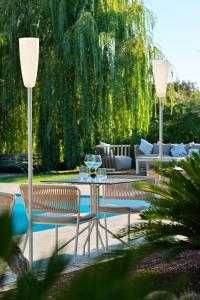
left=153, top=60, right=169, bottom=98
left=19, top=38, right=39, bottom=88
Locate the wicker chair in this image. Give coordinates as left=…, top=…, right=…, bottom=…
left=0, top=192, right=15, bottom=214
left=95, top=144, right=132, bottom=170
left=99, top=175, right=155, bottom=249
left=20, top=184, right=96, bottom=263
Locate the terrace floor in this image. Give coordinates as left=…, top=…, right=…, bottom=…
left=0, top=182, right=142, bottom=290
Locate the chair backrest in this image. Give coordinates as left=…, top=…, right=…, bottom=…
left=95, top=146, right=116, bottom=169
left=0, top=192, right=15, bottom=215
left=20, top=184, right=80, bottom=214
left=103, top=175, right=155, bottom=200
left=112, top=145, right=131, bottom=157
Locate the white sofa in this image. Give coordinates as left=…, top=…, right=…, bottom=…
left=134, top=142, right=200, bottom=174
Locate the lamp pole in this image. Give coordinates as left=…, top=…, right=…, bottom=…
left=153, top=60, right=169, bottom=163
left=28, top=87, right=33, bottom=265
left=19, top=38, right=39, bottom=268
left=159, top=97, right=163, bottom=161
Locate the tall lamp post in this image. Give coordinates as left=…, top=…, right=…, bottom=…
left=153, top=60, right=169, bottom=161
left=19, top=38, right=39, bottom=267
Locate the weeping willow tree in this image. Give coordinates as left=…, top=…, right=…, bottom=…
left=0, top=0, right=156, bottom=170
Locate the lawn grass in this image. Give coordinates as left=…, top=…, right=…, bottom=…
left=0, top=172, right=77, bottom=183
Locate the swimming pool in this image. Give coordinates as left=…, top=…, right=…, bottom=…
left=11, top=195, right=148, bottom=235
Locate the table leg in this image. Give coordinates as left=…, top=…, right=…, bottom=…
left=86, top=184, right=106, bottom=255
left=90, top=184, right=99, bottom=254
left=83, top=221, right=95, bottom=256
left=98, top=229, right=105, bottom=252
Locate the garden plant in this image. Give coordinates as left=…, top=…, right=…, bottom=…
left=129, top=151, right=200, bottom=258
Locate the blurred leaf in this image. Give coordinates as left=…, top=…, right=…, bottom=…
left=0, top=212, right=18, bottom=265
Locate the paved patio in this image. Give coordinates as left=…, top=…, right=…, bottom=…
left=0, top=182, right=142, bottom=289
left=0, top=183, right=142, bottom=261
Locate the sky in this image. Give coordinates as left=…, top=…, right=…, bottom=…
left=143, top=0, right=200, bottom=87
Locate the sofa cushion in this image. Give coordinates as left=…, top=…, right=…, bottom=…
left=99, top=141, right=110, bottom=147
left=96, top=142, right=113, bottom=157
left=152, top=143, right=171, bottom=155
left=139, top=139, right=153, bottom=155
left=190, top=143, right=200, bottom=150
left=115, top=156, right=132, bottom=171
left=170, top=144, right=187, bottom=157
left=184, top=143, right=191, bottom=154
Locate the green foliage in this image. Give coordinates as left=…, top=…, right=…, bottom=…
left=0, top=0, right=155, bottom=170
left=130, top=152, right=200, bottom=255
left=145, top=291, right=200, bottom=300
left=146, top=81, right=200, bottom=144
left=174, top=80, right=199, bottom=97
left=146, top=103, right=200, bottom=143
left=180, top=293, right=200, bottom=300
left=0, top=211, right=18, bottom=268
left=0, top=211, right=69, bottom=299
left=60, top=246, right=188, bottom=300
left=144, top=291, right=177, bottom=300
left=0, top=211, right=190, bottom=299
left=13, top=254, right=68, bottom=300
left=0, top=172, right=77, bottom=183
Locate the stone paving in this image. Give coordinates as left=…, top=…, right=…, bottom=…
left=0, top=181, right=142, bottom=289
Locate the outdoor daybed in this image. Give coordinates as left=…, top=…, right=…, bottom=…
left=134, top=140, right=200, bottom=174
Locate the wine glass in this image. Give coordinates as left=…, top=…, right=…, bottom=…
left=84, top=154, right=102, bottom=177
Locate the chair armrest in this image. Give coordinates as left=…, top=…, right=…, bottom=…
left=134, top=145, right=142, bottom=157
left=111, top=145, right=131, bottom=156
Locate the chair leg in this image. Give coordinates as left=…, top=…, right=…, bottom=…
left=95, top=219, right=99, bottom=255
left=22, top=231, right=29, bottom=253
left=128, top=213, right=131, bottom=245
left=74, top=221, right=80, bottom=264
left=87, top=223, right=91, bottom=256
left=55, top=225, right=58, bottom=254
left=104, top=214, right=109, bottom=251
left=59, top=224, right=90, bottom=252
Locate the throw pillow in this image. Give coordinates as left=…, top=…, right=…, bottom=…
left=163, top=144, right=172, bottom=155
left=188, top=148, right=199, bottom=155
left=152, top=144, right=159, bottom=154
left=152, top=143, right=171, bottom=155
left=139, top=139, right=153, bottom=155
left=184, top=143, right=190, bottom=154
left=170, top=144, right=187, bottom=157
left=99, top=141, right=111, bottom=147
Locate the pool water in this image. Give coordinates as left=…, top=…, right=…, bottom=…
left=11, top=195, right=149, bottom=235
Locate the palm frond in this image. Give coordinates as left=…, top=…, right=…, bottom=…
left=129, top=153, right=200, bottom=255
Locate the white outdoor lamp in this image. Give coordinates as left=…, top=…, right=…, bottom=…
left=153, top=60, right=169, bottom=161
left=19, top=38, right=39, bottom=267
